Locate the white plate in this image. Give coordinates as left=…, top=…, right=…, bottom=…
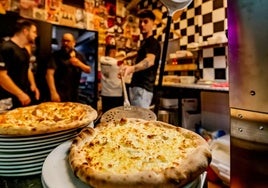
left=0, top=136, right=75, bottom=152
left=0, top=128, right=80, bottom=142
left=0, top=165, right=42, bottom=174
left=0, top=170, right=41, bottom=177
left=0, top=160, right=43, bottom=169
left=41, top=176, right=48, bottom=188
left=42, top=140, right=90, bottom=188
left=0, top=147, right=54, bottom=158
left=0, top=131, right=77, bottom=146
left=0, top=140, right=62, bottom=153
left=0, top=155, right=46, bottom=165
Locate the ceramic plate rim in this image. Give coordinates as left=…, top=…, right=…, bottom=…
left=42, top=140, right=90, bottom=188
left=0, top=128, right=79, bottom=141
left=0, top=160, right=43, bottom=170
left=0, top=133, right=77, bottom=150
left=0, top=155, right=46, bottom=165
left=0, top=131, right=77, bottom=146
left=0, top=140, right=70, bottom=153
left=0, top=147, right=54, bottom=158
left=0, top=165, right=42, bottom=173
left=0, top=170, right=41, bottom=177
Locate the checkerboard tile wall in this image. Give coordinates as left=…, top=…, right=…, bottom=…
left=200, top=46, right=228, bottom=80
left=138, top=0, right=228, bottom=81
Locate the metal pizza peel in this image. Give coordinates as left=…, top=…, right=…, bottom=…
left=100, top=75, right=157, bottom=123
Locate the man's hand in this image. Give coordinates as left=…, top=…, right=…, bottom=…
left=17, top=92, right=31, bottom=106
left=69, top=57, right=91, bottom=73
left=120, top=65, right=135, bottom=78
left=70, top=50, right=76, bottom=58
left=30, top=85, right=40, bottom=100
left=69, top=57, right=80, bottom=67
left=50, top=91, right=61, bottom=102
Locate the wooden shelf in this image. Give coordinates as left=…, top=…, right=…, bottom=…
left=176, top=56, right=195, bottom=60
left=164, top=64, right=197, bottom=71
left=188, top=42, right=228, bottom=51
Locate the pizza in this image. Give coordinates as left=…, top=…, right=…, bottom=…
left=69, top=118, right=211, bottom=188
left=0, top=102, right=97, bottom=136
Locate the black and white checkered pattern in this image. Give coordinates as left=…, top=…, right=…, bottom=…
left=200, top=45, right=228, bottom=80
left=138, top=0, right=228, bottom=81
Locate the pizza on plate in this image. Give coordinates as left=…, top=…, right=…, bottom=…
left=0, top=102, right=97, bottom=136
left=69, top=118, right=211, bottom=188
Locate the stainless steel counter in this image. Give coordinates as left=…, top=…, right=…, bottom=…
left=154, top=81, right=229, bottom=126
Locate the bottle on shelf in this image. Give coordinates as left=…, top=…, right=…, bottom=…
left=169, top=53, right=177, bottom=65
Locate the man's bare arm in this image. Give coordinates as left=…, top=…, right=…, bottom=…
left=0, top=70, right=31, bottom=105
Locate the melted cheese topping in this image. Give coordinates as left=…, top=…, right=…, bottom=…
left=82, top=120, right=197, bottom=174
left=0, top=102, right=90, bottom=128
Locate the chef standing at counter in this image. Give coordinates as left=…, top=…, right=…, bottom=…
left=120, top=9, right=161, bottom=108
left=0, top=19, right=39, bottom=109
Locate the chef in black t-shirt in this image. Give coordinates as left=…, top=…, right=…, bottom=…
left=0, top=19, right=39, bottom=109
left=46, top=33, right=91, bottom=102
left=120, top=9, right=161, bottom=108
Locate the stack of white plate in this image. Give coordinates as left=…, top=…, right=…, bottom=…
left=0, top=123, right=93, bottom=177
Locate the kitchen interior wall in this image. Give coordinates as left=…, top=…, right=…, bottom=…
left=200, top=46, right=228, bottom=81
left=3, top=0, right=227, bottom=81
left=194, top=0, right=228, bottom=81
left=2, top=0, right=229, bottom=80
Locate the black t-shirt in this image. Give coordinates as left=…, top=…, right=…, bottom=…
left=131, top=36, right=161, bottom=92
left=0, top=40, right=31, bottom=107
left=47, top=48, right=87, bottom=102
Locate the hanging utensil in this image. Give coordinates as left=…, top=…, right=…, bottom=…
left=160, top=0, right=193, bottom=16
left=154, top=0, right=193, bottom=115
left=158, top=0, right=193, bottom=87
left=121, top=74, right=131, bottom=110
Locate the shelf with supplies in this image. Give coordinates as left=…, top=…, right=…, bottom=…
left=165, top=54, right=197, bottom=72
left=164, top=63, right=198, bottom=72
left=187, top=42, right=228, bottom=51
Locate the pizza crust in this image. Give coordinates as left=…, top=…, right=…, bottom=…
left=0, top=102, right=98, bottom=135
left=69, top=118, right=211, bottom=188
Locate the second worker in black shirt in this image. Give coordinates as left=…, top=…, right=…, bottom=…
left=120, top=9, right=161, bottom=108
left=46, top=33, right=91, bottom=102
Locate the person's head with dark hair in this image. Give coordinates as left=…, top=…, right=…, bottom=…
left=11, top=19, right=37, bottom=47
left=61, top=33, right=76, bottom=53
left=105, top=45, right=116, bottom=57
left=137, top=9, right=156, bottom=38
left=13, top=19, right=36, bottom=35
left=137, top=9, right=156, bottom=21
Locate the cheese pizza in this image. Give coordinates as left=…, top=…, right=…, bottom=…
left=69, top=118, right=211, bottom=188
left=0, top=102, right=97, bottom=136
